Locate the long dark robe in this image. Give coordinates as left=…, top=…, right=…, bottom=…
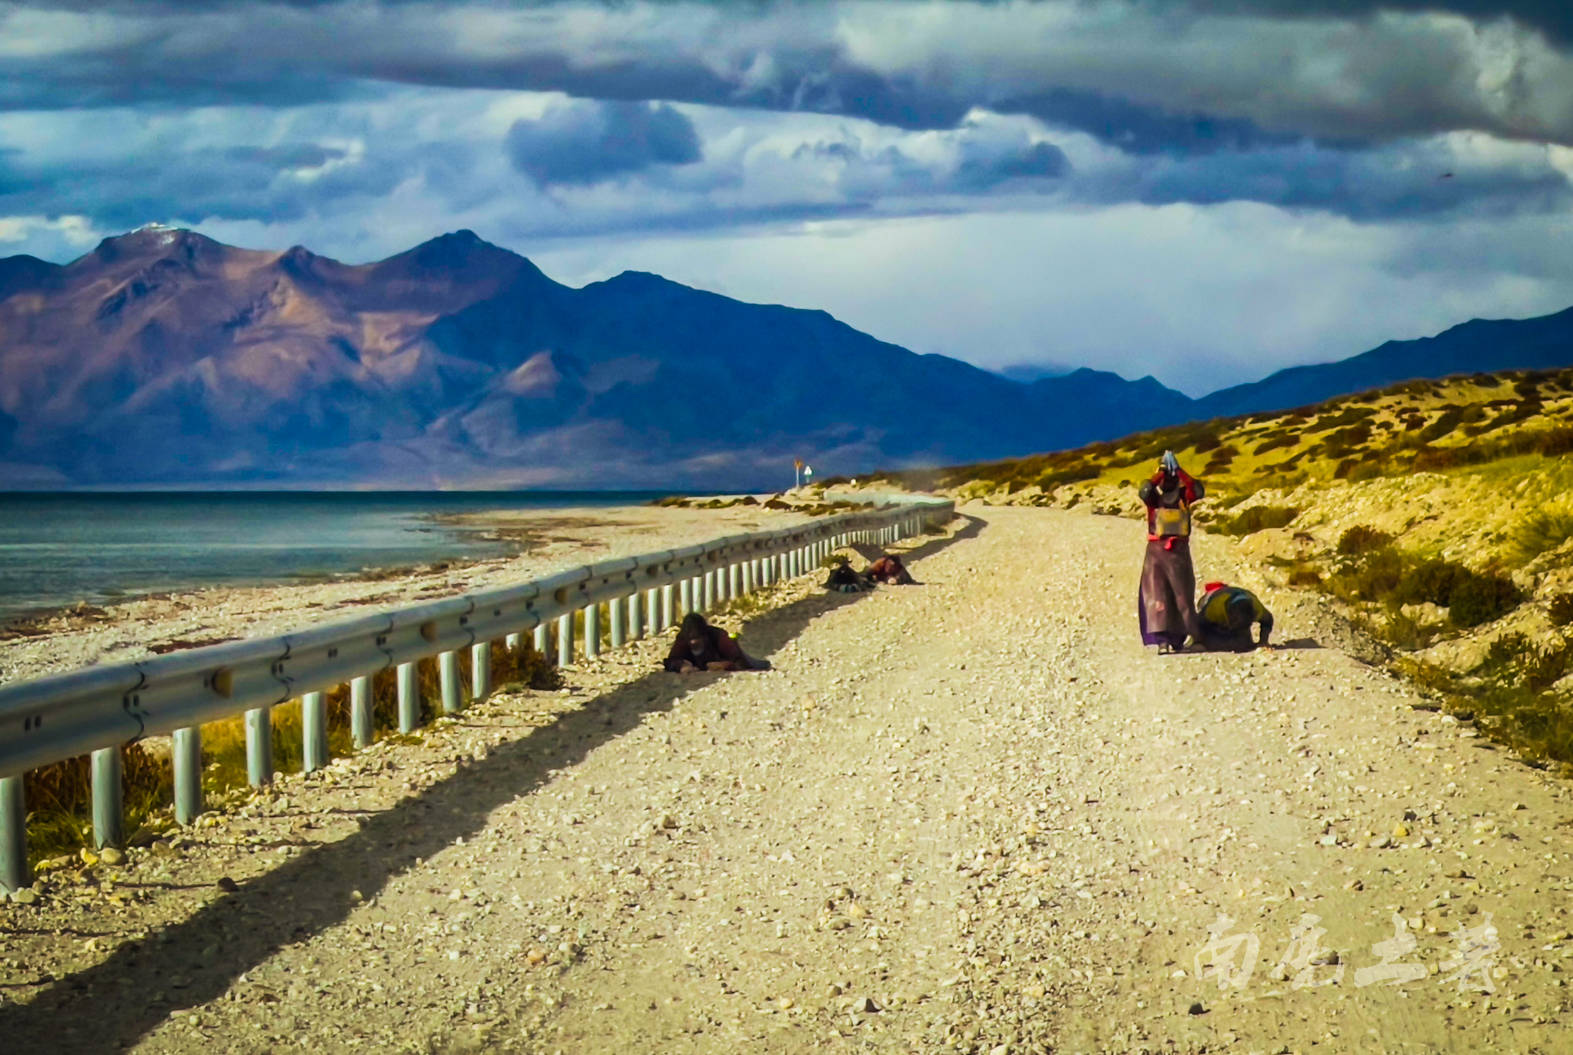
left=1138, top=536, right=1204, bottom=648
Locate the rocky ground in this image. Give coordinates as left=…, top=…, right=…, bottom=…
left=2, top=505, right=1571, bottom=1054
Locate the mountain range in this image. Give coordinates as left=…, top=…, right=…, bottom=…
left=1, top=226, right=1570, bottom=489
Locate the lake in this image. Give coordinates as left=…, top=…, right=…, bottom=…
left=0, top=490, right=673, bottom=622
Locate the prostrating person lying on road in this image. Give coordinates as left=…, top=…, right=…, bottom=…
left=663, top=613, right=770, bottom=672
left=865, top=553, right=917, bottom=585
left=823, top=558, right=872, bottom=593
left=1197, top=581, right=1275, bottom=652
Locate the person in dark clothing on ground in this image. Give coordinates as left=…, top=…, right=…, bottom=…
left=824, top=558, right=871, bottom=593
left=663, top=612, right=768, bottom=672
left=1197, top=581, right=1275, bottom=652
left=1136, top=450, right=1208, bottom=654
left=865, top=553, right=917, bottom=585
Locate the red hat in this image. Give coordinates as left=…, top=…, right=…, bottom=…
left=1204, top=581, right=1227, bottom=592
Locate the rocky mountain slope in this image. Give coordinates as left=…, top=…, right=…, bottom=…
left=0, top=227, right=1192, bottom=489
left=5, top=225, right=1570, bottom=489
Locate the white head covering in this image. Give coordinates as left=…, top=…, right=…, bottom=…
left=1160, top=450, right=1181, bottom=476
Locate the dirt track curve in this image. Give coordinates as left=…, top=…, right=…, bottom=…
left=2, top=506, right=1571, bottom=1054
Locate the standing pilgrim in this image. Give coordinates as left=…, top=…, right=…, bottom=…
left=1136, top=450, right=1208, bottom=653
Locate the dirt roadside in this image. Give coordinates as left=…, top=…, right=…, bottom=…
left=1, top=505, right=1570, bottom=1054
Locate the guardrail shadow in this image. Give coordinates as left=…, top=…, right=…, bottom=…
left=1, top=513, right=984, bottom=1052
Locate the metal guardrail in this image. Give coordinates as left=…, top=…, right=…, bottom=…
left=0, top=498, right=954, bottom=893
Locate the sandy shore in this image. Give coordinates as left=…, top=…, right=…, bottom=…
left=0, top=501, right=814, bottom=687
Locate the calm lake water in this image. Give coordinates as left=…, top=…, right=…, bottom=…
left=0, top=491, right=673, bottom=622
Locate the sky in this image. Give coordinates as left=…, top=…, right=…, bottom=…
left=3, top=1, right=1573, bottom=395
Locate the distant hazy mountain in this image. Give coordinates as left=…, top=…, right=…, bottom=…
left=3, top=226, right=1569, bottom=489
left=993, top=362, right=1076, bottom=383
left=1193, top=305, right=1573, bottom=420
left=0, top=227, right=1190, bottom=488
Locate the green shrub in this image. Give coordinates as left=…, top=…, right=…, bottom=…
left=1449, top=572, right=1523, bottom=627
left=1192, top=431, right=1223, bottom=454
left=1411, top=445, right=1460, bottom=472
left=1479, top=633, right=1529, bottom=674
left=1538, top=427, right=1573, bottom=457
left=1337, top=525, right=1394, bottom=555
left=1214, top=505, right=1300, bottom=536
left=1550, top=593, right=1573, bottom=627
left=1035, top=463, right=1101, bottom=490
left=1508, top=507, right=1573, bottom=565
left=1524, top=643, right=1572, bottom=693
left=1382, top=608, right=1439, bottom=650
left=1397, top=558, right=1471, bottom=607
left=1418, top=408, right=1465, bottom=443
left=1287, top=564, right=1323, bottom=587
left=1322, top=423, right=1373, bottom=455
left=1253, top=432, right=1298, bottom=457
left=1336, top=547, right=1406, bottom=601
left=1333, top=457, right=1385, bottom=482
left=1476, top=634, right=1571, bottom=693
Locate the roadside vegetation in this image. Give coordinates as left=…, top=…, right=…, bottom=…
left=865, top=366, right=1573, bottom=772
left=25, top=639, right=560, bottom=866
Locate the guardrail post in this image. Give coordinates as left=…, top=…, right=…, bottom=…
left=610, top=596, right=626, bottom=647
left=557, top=613, right=574, bottom=667
left=0, top=776, right=26, bottom=894
left=439, top=650, right=463, bottom=713
left=90, top=746, right=124, bottom=850
left=584, top=605, right=601, bottom=659
left=661, top=584, right=674, bottom=629
left=533, top=624, right=548, bottom=655
left=701, top=570, right=714, bottom=611
left=628, top=592, right=642, bottom=640
left=679, top=579, right=692, bottom=618
left=397, top=662, right=419, bottom=734
left=173, top=726, right=202, bottom=824
left=472, top=642, right=492, bottom=704
left=351, top=675, right=373, bottom=749
left=505, top=631, right=521, bottom=651
left=302, top=691, right=327, bottom=773
left=245, top=706, right=273, bottom=786
left=728, top=563, right=741, bottom=600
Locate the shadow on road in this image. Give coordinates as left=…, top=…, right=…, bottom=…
left=1, top=513, right=985, bottom=1052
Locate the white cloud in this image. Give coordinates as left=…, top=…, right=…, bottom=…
left=528, top=202, right=1573, bottom=395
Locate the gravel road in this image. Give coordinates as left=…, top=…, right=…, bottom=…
left=2, top=506, right=1571, bottom=1054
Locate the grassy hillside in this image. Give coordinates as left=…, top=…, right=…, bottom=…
left=862, top=367, right=1573, bottom=770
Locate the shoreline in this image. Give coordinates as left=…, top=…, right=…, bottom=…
left=0, top=500, right=815, bottom=688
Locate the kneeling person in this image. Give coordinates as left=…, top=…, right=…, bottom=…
left=664, top=613, right=768, bottom=672
left=1198, top=582, right=1274, bottom=651
left=823, top=558, right=871, bottom=593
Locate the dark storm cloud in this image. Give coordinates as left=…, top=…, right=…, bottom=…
left=1121, top=140, right=1573, bottom=219
left=3, top=1, right=1571, bottom=152
left=504, top=100, right=702, bottom=185
left=1, top=0, right=1571, bottom=239
left=994, top=88, right=1305, bottom=156
left=1172, top=1, right=1573, bottom=43
left=0, top=135, right=410, bottom=228
left=223, top=144, right=347, bottom=168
